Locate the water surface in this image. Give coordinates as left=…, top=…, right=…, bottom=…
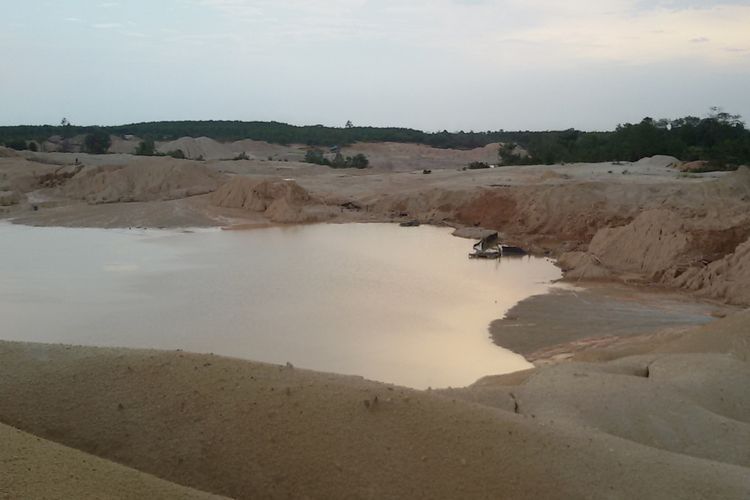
left=0, top=223, right=562, bottom=388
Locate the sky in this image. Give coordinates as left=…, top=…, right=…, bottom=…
left=1, top=0, right=749, bottom=131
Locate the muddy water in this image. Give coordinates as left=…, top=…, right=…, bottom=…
left=0, top=223, right=562, bottom=388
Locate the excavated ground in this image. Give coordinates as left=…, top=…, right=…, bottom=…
left=2, top=145, right=750, bottom=498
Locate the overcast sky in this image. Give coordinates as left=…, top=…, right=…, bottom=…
left=2, top=0, right=749, bottom=130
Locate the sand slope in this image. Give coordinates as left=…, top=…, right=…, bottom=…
left=59, top=160, right=223, bottom=204
left=0, top=422, right=224, bottom=499
left=1, top=335, right=749, bottom=499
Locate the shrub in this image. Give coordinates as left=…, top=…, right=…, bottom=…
left=135, top=139, right=156, bottom=156
left=304, top=148, right=330, bottom=166
left=167, top=149, right=186, bottom=159
left=467, top=161, right=490, bottom=169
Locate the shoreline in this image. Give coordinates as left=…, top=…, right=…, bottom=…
left=1, top=216, right=741, bottom=370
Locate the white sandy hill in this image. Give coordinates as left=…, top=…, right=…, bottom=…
left=59, top=158, right=223, bottom=204
left=151, top=136, right=503, bottom=170
left=341, top=142, right=502, bottom=171
left=1, top=314, right=749, bottom=500
left=155, top=137, right=308, bottom=162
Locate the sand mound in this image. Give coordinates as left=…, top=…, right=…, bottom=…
left=60, top=160, right=222, bottom=204
left=1, top=340, right=749, bottom=499
left=210, top=177, right=314, bottom=222
left=0, top=146, right=20, bottom=158
left=633, top=155, right=680, bottom=168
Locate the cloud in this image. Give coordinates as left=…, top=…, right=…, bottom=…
left=92, top=22, right=123, bottom=29
left=184, top=0, right=750, bottom=66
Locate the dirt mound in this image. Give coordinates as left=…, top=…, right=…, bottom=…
left=60, top=160, right=222, bottom=204
left=210, top=177, right=315, bottom=223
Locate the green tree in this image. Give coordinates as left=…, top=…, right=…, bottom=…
left=83, top=129, right=112, bottom=154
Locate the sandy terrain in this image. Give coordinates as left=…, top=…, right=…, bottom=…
left=491, top=283, right=738, bottom=361
left=2, top=143, right=750, bottom=497
left=1, top=329, right=750, bottom=499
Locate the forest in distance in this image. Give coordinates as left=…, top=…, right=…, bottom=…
left=2, top=109, right=748, bottom=169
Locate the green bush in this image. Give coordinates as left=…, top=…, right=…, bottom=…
left=83, top=129, right=112, bottom=154
left=5, top=139, right=28, bottom=151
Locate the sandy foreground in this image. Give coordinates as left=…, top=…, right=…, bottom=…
left=2, top=143, right=750, bottom=498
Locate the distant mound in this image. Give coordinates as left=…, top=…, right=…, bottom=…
left=0, top=146, right=19, bottom=158
left=156, top=137, right=306, bottom=162
left=60, top=159, right=222, bottom=204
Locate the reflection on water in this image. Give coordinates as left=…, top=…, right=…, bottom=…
left=0, top=223, right=562, bottom=388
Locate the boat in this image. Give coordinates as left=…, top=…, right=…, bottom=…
left=468, top=232, right=527, bottom=258
left=469, top=232, right=501, bottom=259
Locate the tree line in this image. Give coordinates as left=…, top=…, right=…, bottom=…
left=1, top=111, right=748, bottom=168
left=501, top=110, right=749, bottom=169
